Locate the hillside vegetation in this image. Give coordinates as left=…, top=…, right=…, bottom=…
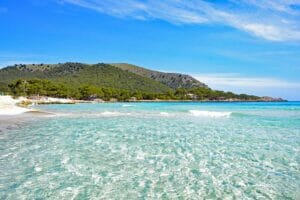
left=111, top=63, right=208, bottom=89
left=0, top=62, right=280, bottom=101
left=0, top=63, right=171, bottom=93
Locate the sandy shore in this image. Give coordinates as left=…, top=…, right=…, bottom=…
left=0, top=96, right=32, bottom=115
left=0, top=95, right=79, bottom=116
left=0, top=96, right=69, bottom=131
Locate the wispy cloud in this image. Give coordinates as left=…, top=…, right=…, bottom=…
left=193, top=73, right=300, bottom=99
left=193, top=73, right=300, bottom=89
left=60, top=0, right=300, bottom=41
left=239, top=0, right=300, bottom=15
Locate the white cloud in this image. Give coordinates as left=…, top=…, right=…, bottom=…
left=62, top=0, right=148, bottom=18
left=239, top=23, right=300, bottom=41
left=239, top=0, right=300, bottom=15
left=193, top=73, right=300, bottom=100
left=194, top=73, right=300, bottom=89
left=60, top=0, right=300, bottom=41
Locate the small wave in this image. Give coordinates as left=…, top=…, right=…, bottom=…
left=100, top=111, right=130, bottom=116
left=49, top=111, right=131, bottom=118
left=34, top=165, right=42, bottom=172
left=189, top=110, right=232, bottom=117
left=160, top=112, right=169, bottom=116
left=122, top=104, right=135, bottom=107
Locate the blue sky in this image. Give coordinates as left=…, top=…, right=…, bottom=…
left=1, top=0, right=300, bottom=100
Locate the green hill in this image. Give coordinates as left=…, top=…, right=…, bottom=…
left=0, top=62, right=283, bottom=101
left=0, top=63, right=171, bottom=93
left=111, top=63, right=208, bottom=89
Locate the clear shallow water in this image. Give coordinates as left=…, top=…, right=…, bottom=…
left=1, top=102, right=300, bottom=199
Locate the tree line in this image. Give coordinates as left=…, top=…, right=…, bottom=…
left=6, top=78, right=260, bottom=101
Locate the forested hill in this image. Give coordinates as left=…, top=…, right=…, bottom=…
left=111, top=63, right=208, bottom=89
left=0, top=62, right=284, bottom=101
left=0, top=63, right=171, bottom=93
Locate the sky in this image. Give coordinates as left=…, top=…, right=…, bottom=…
left=0, top=0, right=300, bottom=100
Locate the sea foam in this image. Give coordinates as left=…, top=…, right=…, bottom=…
left=160, top=112, right=169, bottom=116
left=100, top=111, right=130, bottom=116
left=189, top=110, right=232, bottom=117
left=122, top=104, right=135, bottom=107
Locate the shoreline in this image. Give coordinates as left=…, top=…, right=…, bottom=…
left=0, top=95, right=288, bottom=117
left=26, top=97, right=288, bottom=104
left=0, top=95, right=292, bottom=133
left=27, top=99, right=289, bottom=105
left=124, top=99, right=288, bottom=103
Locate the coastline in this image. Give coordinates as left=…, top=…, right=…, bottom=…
left=0, top=96, right=32, bottom=116
left=0, top=95, right=290, bottom=133
left=0, top=96, right=57, bottom=132
left=126, top=99, right=287, bottom=103
left=0, top=95, right=287, bottom=117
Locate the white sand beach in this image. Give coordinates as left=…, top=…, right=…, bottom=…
left=0, top=95, right=74, bottom=132
left=0, top=96, right=31, bottom=115
left=0, top=95, right=77, bottom=116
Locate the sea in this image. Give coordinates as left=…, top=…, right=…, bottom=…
left=1, top=102, right=300, bottom=199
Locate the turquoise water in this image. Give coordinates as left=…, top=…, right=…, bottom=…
left=1, top=102, right=300, bottom=199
